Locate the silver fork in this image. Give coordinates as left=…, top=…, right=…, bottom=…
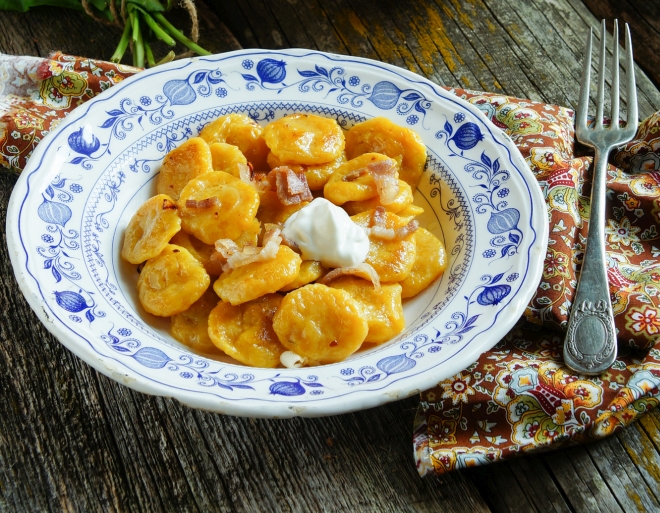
left=563, top=20, right=638, bottom=376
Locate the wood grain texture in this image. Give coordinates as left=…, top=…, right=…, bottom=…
left=2, top=1, right=660, bottom=512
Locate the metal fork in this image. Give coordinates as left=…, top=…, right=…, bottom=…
left=563, top=20, right=638, bottom=376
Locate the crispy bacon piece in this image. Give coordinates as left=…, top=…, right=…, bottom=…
left=342, top=160, right=399, bottom=205
left=214, top=224, right=283, bottom=272
left=318, top=262, right=381, bottom=290
left=269, top=166, right=313, bottom=205
left=185, top=196, right=221, bottom=209
left=238, top=162, right=271, bottom=192
left=162, top=198, right=178, bottom=210
left=365, top=206, right=419, bottom=240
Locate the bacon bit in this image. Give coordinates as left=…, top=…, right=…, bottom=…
left=329, top=340, right=338, bottom=347
left=319, top=262, right=381, bottom=290
left=162, top=198, right=177, bottom=210
left=214, top=225, right=283, bottom=272
left=270, top=166, right=313, bottom=205
left=343, top=168, right=369, bottom=182
left=185, top=196, right=220, bottom=209
left=238, top=162, right=271, bottom=192
left=281, top=231, right=301, bottom=254
left=369, top=159, right=399, bottom=205
left=365, top=207, right=419, bottom=240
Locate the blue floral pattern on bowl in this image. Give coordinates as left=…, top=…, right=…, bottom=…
left=7, top=50, right=547, bottom=418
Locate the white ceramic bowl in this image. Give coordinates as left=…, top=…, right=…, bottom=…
left=7, top=49, right=547, bottom=417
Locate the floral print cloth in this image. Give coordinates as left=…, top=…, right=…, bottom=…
left=2, top=53, right=660, bottom=477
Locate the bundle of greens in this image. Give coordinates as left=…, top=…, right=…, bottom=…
left=0, top=0, right=210, bottom=67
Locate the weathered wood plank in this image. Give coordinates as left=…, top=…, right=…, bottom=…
left=544, top=446, right=623, bottom=513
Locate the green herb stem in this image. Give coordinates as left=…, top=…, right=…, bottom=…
left=153, top=13, right=211, bottom=56
left=137, top=9, right=176, bottom=46
left=144, top=39, right=156, bottom=67
left=134, top=13, right=145, bottom=68
left=110, top=16, right=132, bottom=63
left=155, top=50, right=176, bottom=66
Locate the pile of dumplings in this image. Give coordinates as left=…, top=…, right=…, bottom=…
left=121, top=112, right=447, bottom=368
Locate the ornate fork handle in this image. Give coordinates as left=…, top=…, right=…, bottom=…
left=564, top=150, right=616, bottom=374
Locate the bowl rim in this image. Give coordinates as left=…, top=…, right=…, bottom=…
left=6, top=48, right=548, bottom=417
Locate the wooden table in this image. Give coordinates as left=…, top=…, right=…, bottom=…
left=2, top=1, right=660, bottom=511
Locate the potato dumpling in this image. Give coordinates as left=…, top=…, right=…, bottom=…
left=397, top=204, right=425, bottom=219
left=272, top=284, right=368, bottom=365
left=257, top=190, right=309, bottom=225
left=263, top=113, right=345, bottom=165
left=137, top=244, right=210, bottom=317
left=328, top=277, right=404, bottom=344
left=323, top=153, right=398, bottom=205
left=213, top=246, right=302, bottom=305
left=200, top=113, right=269, bottom=170
left=351, top=210, right=417, bottom=282
left=178, top=171, right=260, bottom=244
left=121, top=194, right=181, bottom=264
left=279, top=260, right=327, bottom=292
left=169, top=230, right=224, bottom=276
left=400, top=228, right=447, bottom=298
left=208, top=293, right=284, bottom=368
left=267, top=152, right=346, bottom=190
left=345, top=117, right=427, bottom=188
left=156, top=137, right=213, bottom=200
left=170, top=288, right=221, bottom=354
left=343, top=179, right=413, bottom=215
left=210, top=142, right=248, bottom=176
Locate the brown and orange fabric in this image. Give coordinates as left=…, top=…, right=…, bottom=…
left=2, top=52, right=660, bottom=477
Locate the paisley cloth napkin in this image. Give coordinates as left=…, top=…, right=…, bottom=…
left=2, top=52, right=660, bottom=477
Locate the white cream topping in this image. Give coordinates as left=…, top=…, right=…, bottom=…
left=282, top=197, right=370, bottom=268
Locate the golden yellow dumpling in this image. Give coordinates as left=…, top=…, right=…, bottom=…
left=399, top=228, right=447, bottom=298
left=156, top=137, right=213, bottom=200
left=200, top=113, right=269, bottom=170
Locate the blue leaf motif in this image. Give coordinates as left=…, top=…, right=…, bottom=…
left=163, top=79, right=196, bottom=106
left=303, top=382, right=323, bottom=388
left=509, top=232, right=521, bottom=244
left=242, top=74, right=258, bottom=82
left=193, top=71, right=206, bottom=84
left=70, top=156, right=85, bottom=165
left=38, top=198, right=72, bottom=226
left=132, top=347, right=171, bottom=369
left=112, top=346, right=131, bottom=353
left=403, top=92, right=422, bottom=101
left=207, top=74, right=223, bottom=84
left=493, top=158, right=500, bottom=172
left=477, top=284, right=511, bottom=306
left=376, top=353, right=416, bottom=375
left=106, top=109, right=124, bottom=116
left=414, top=102, right=426, bottom=114
left=85, top=310, right=95, bottom=323
left=367, top=81, right=402, bottom=110
left=230, top=384, right=255, bottom=390
left=487, top=208, right=520, bottom=234
left=45, top=185, right=54, bottom=198
left=52, top=267, right=62, bottom=283
left=444, top=120, right=453, bottom=136
left=481, top=151, right=492, bottom=168
left=367, top=374, right=382, bottom=382
left=44, top=259, right=52, bottom=269
left=256, top=59, right=287, bottom=84
left=100, top=117, right=118, bottom=129
left=68, top=127, right=100, bottom=156
left=315, top=65, right=329, bottom=77
left=298, top=70, right=319, bottom=77
left=54, top=291, right=88, bottom=312
left=451, top=122, right=484, bottom=151
left=490, top=273, right=505, bottom=284
left=269, top=381, right=305, bottom=396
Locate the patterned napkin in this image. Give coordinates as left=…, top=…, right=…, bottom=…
left=2, top=53, right=660, bottom=477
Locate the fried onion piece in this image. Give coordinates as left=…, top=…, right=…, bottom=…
left=318, top=262, right=381, bottom=290
left=366, top=206, right=419, bottom=241
left=215, top=224, right=283, bottom=272
left=367, top=158, right=399, bottom=205
left=238, top=162, right=272, bottom=192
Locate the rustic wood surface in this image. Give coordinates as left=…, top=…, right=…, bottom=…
left=1, top=0, right=660, bottom=511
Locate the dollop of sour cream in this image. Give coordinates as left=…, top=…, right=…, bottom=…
left=282, top=197, right=369, bottom=268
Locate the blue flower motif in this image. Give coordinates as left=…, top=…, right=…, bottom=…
left=256, top=59, right=287, bottom=84
left=406, top=115, right=419, bottom=125
left=340, top=368, right=354, bottom=376
left=451, top=122, right=484, bottom=151
left=216, top=87, right=228, bottom=98
left=506, top=273, right=519, bottom=282
left=454, top=112, right=465, bottom=123
left=477, top=284, right=511, bottom=306
left=41, top=234, right=53, bottom=243
left=163, top=79, right=196, bottom=106
left=54, top=290, right=88, bottom=312
left=242, top=59, right=253, bottom=70
left=69, top=183, right=83, bottom=193
left=349, top=76, right=360, bottom=86
left=180, top=372, right=193, bottom=379
left=497, top=188, right=510, bottom=198
left=117, top=328, right=132, bottom=337
left=69, top=315, right=82, bottom=323
left=68, top=126, right=100, bottom=156
left=429, top=345, right=441, bottom=353
left=483, top=249, right=496, bottom=258
left=140, top=96, right=152, bottom=106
